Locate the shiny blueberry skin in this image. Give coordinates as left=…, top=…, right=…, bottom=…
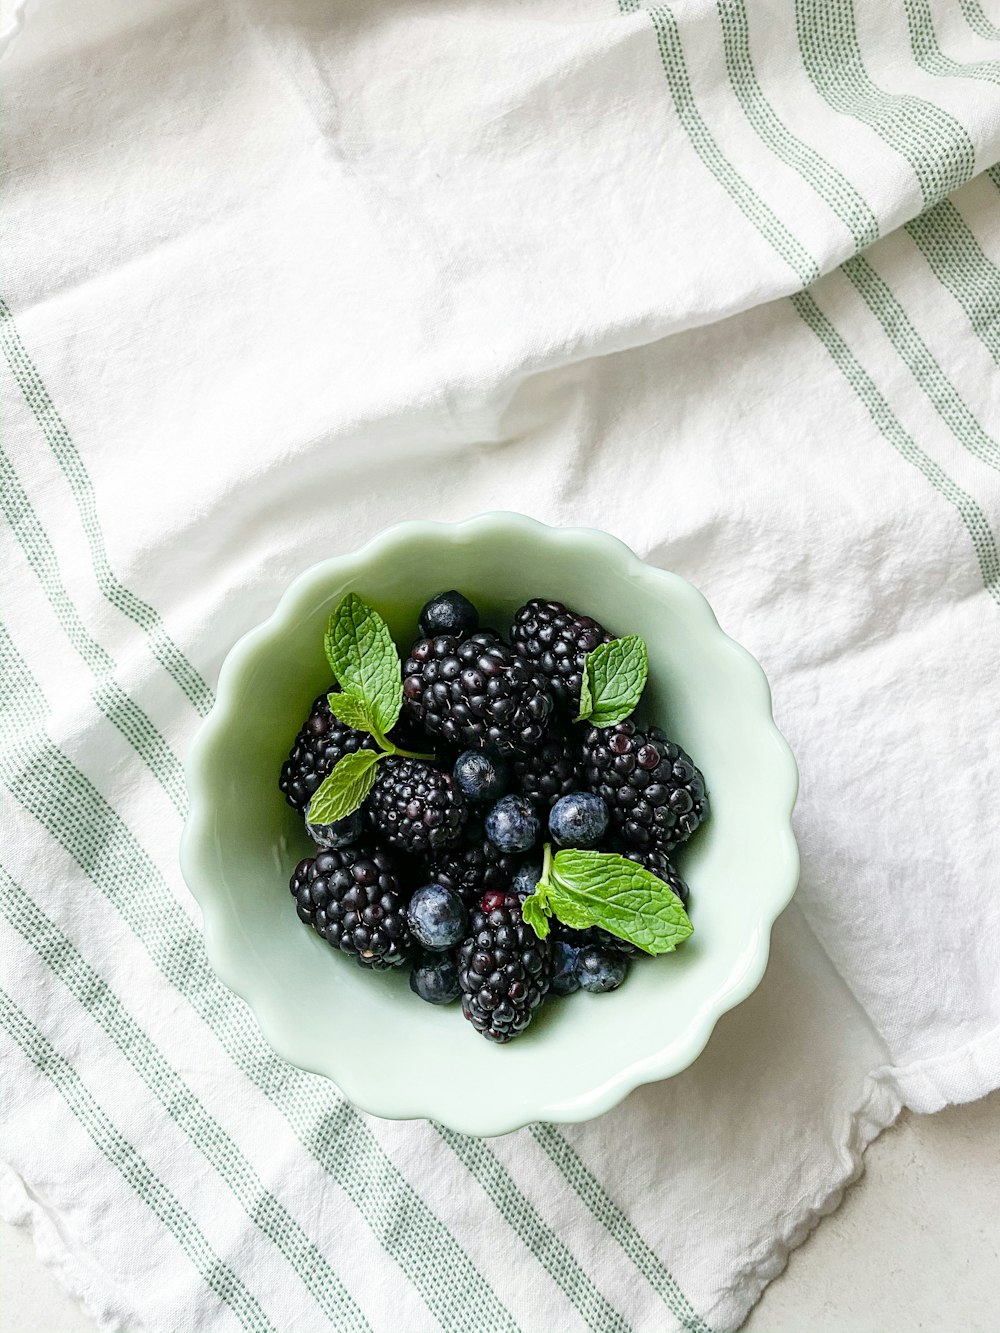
left=511, top=859, right=543, bottom=898
left=550, top=941, right=580, bottom=996
left=548, top=792, right=609, bottom=849
left=304, top=808, right=364, bottom=849
left=418, top=590, right=479, bottom=639
left=406, top=883, right=468, bottom=952
left=409, top=952, right=461, bottom=1004
left=576, top=947, right=628, bottom=993
left=484, top=795, right=540, bottom=854
left=453, top=747, right=509, bottom=803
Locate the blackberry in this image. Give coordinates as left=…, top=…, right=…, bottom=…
left=289, top=847, right=412, bottom=969
left=279, top=687, right=380, bottom=813
left=621, top=846, right=690, bottom=907
left=582, top=721, right=708, bottom=853
left=512, top=727, right=584, bottom=809
left=368, top=757, right=467, bottom=855
left=458, top=891, right=553, bottom=1042
left=511, top=599, right=613, bottom=713
left=402, top=630, right=553, bottom=753
left=429, top=838, right=517, bottom=909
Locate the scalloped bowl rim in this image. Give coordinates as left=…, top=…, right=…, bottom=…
left=180, top=513, right=799, bottom=1135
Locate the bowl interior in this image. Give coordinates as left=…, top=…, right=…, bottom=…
left=186, top=517, right=797, bottom=1134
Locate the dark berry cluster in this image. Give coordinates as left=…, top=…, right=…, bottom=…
left=429, top=838, right=519, bottom=910
left=512, top=726, right=583, bottom=808
left=511, top=599, right=612, bottom=713
left=278, top=589, right=707, bottom=1043
left=458, top=891, right=552, bottom=1041
left=581, top=722, right=709, bottom=853
left=290, top=847, right=412, bottom=970
left=368, top=756, right=466, bottom=854
left=402, top=630, right=553, bottom=752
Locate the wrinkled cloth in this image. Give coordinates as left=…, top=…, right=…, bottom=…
left=2, top=1, right=1000, bottom=1330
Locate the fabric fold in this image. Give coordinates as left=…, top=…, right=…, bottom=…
left=3, top=2, right=1000, bottom=1330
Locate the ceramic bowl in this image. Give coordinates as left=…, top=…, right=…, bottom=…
left=180, top=513, right=798, bottom=1135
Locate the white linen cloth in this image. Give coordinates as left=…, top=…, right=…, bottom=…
left=2, top=1, right=1000, bottom=1329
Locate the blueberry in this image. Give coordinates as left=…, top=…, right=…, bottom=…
left=551, top=941, right=580, bottom=996
left=485, top=795, right=540, bottom=854
left=409, top=952, right=461, bottom=1004
left=549, top=792, right=609, bottom=848
left=419, top=590, right=479, bottom=639
left=407, top=883, right=467, bottom=952
left=453, top=747, right=509, bottom=803
left=305, top=809, right=363, bottom=849
left=576, top=947, right=628, bottom=993
left=511, top=859, right=543, bottom=898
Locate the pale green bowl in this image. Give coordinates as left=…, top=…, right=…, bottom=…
left=180, top=514, right=798, bottom=1136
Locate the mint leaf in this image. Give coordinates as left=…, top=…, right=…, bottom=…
left=577, top=664, right=594, bottom=721
left=326, top=690, right=379, bottom=735
left=547, top=848, right=692, bottom=955
left=306, top=749, right=382, bottom=824
left=521, top=892, right=551, bottom=938
left=576, top=636, right=648, bottom=727
left=324, top=594, right=402, bottom=737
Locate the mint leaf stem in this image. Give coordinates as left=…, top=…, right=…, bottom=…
left=376, top=733, right=435, bottom=762
left=522, top=842, right=555, bottom=939
left=540, top=840, right=553, bottom=887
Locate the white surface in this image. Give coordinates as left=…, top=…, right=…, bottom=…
left=4, top=1091, right=998, bottom=1333
left=5, top=1, right=1000, bottom=1331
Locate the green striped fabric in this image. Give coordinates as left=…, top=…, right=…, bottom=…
left=0, top=866, right=373, bottom=1333
left=4, top=1, right=1000, bottom=1330
left=0, top=990, right=279, bottom=1333
left=795, top=0, right=976, bottom=207
left=0, top=298, right=215, bottom=719
left=961, top=0, right=1000, bottom=40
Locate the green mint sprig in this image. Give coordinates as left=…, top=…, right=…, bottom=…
left=323, top=594, right=402, bottom=747
left=307, top=750, right=382, bottom=824
left=576, top=635, right=649, bottom=727
left=522, top=843, right=693, bottom=956
left=306, top=593, right=432, bottom=824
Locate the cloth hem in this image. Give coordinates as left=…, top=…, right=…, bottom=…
left=0, top=1160, right=129, bottom=1333
left=703, top=1020, right=1000, bottom=1332
left=0, top=0, right=33, bottom=60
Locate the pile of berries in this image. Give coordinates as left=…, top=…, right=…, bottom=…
left=280, top=591, right=708, bottom=1043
